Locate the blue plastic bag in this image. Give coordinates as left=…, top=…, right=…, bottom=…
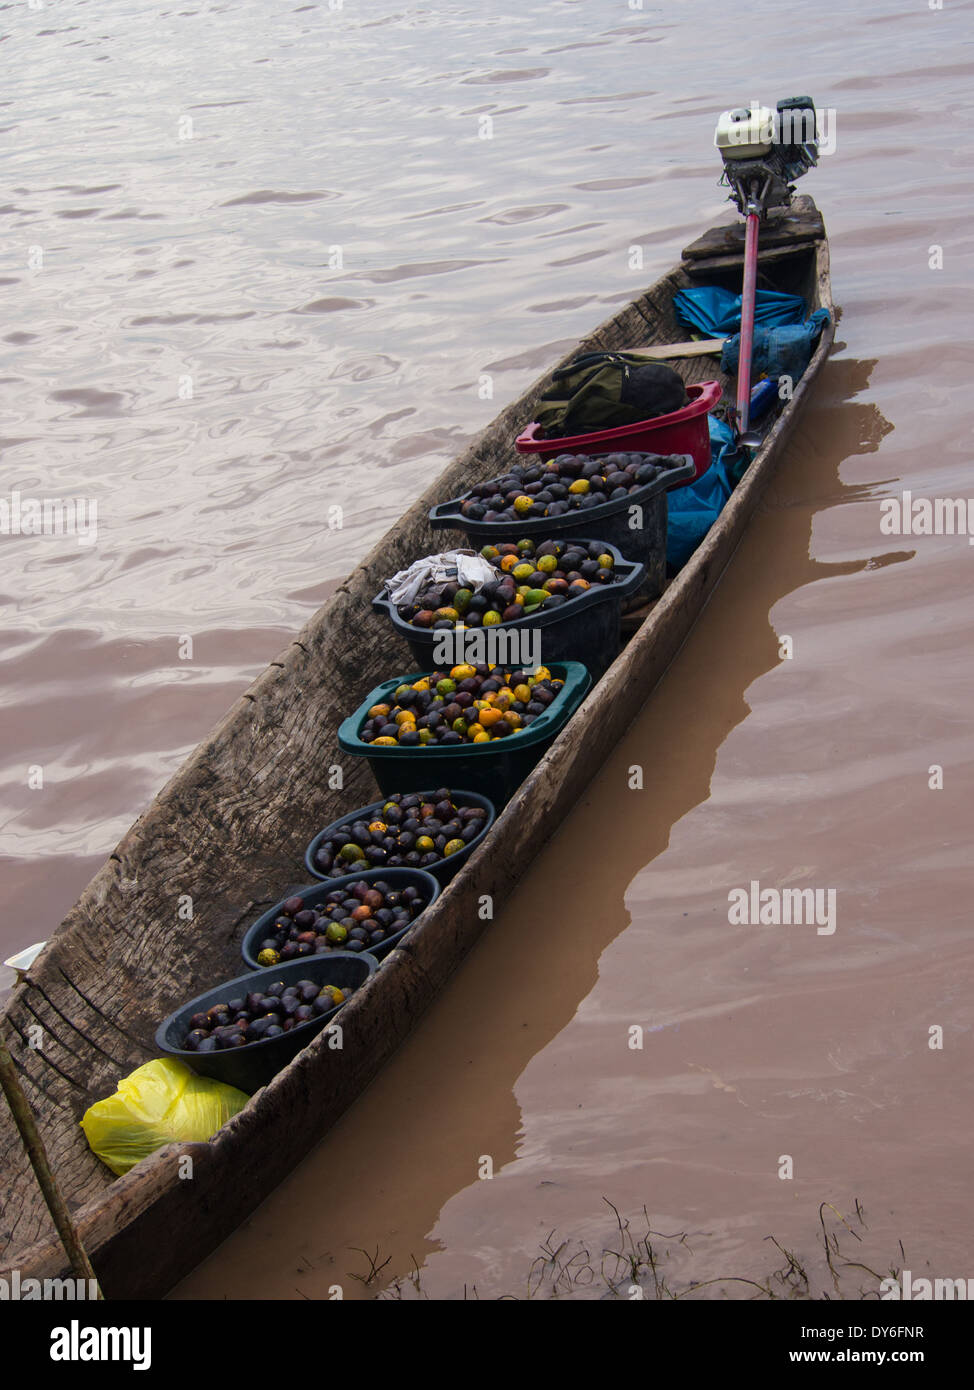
left=720, top=310, right=830, bottom=383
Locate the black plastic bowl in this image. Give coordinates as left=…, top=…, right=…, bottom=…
left=155, top=952, right=376, bottom=1094
left=429, top=453, right=694, bottom=597
left=304, top=790, right=495, bottom=886
left=372, top=536, right=645, bottom=682
left=240, top=867, right=440, bottom=970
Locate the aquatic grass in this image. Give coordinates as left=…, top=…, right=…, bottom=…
left=369, top=1196, right=908, bottom=1301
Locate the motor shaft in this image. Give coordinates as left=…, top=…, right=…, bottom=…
left=735, top=208, right=761, bottom=435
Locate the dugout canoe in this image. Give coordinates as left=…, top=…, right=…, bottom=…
left=0, top=194, right=834, bottom=1297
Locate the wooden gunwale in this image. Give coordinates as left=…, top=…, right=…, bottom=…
left=0, top=204, right=833, bottom=1297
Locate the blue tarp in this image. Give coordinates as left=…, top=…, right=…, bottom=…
left=673, top=285, right=809, bottom=335
left=666, top=417, right=744, bottom=570
left=665, top=286, right=831, bottom=570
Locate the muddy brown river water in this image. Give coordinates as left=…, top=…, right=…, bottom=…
left=2, top=0, right=973, bottom=1299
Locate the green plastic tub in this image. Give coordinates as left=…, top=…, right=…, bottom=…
left=337, top=661, right=592, bottom=808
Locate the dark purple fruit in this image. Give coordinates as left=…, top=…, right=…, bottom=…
left=245, top=1017, right=275, bottom=1042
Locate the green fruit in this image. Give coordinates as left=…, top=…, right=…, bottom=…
left=483, top=610, right=502, bottom=626
left=453, top=588, right=473, bottom=613
left=436, top=678, right=456, bottom=696
left=524, top=589, right=549, bottom=607
left=325, top=922, right=348, bottom=944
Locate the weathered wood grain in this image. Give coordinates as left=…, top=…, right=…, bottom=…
left=0, top=210, right=832, bottom=1296
left=682, top=195, right=824, bottom=259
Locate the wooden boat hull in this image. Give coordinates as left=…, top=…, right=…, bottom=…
left=0, top=199, right=833, bottom=1297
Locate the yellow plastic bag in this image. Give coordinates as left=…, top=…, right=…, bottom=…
left=80, top=1058, right=249, bottom=1176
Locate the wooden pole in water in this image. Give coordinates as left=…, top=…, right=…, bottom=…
left=0, top=1030, right=104, bottom=1298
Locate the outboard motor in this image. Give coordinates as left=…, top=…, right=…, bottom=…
left=715, top=97, right=818, bottom=218
left=712, top=97, right=820, bottom=441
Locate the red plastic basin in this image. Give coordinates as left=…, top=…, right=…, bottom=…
left=516, top=379, right=722, bottom=482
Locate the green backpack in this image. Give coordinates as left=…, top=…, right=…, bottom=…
left=535, top=352, right=687, bottom=438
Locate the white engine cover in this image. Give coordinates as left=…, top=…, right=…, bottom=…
left=714, top=105, right=776, bottom=161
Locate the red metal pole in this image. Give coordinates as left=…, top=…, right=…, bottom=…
left=735, top=209, right=761, bottom=434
